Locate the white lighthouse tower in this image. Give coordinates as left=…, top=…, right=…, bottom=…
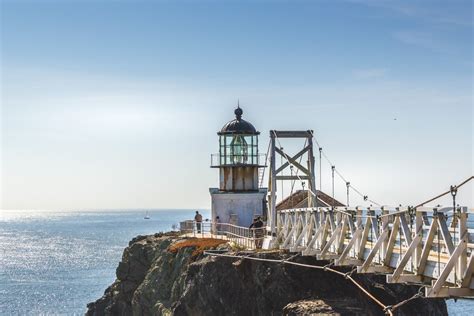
left=209, top=106, right=267, bottom=228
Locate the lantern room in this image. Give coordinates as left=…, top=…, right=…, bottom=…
left=217, top=106, right=260, bottom=166
left=211, top=106, right=263, bottom=191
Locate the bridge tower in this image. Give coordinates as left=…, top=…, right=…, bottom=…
left=209, top=106, right=267, bottom=227
left=267, top=130, right=317, bottom=236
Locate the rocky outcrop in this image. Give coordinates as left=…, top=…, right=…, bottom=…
left=283, top=299, right=365, bottom=315
left=86, top=234, right=447, bottom=316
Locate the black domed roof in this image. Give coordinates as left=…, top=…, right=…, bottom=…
left=219, top=106, right=259, bottom=135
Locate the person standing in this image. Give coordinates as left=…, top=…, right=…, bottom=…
left=213, top=216, right=221, bottom=235
left=249, top=216, right=264, bottom=249
left=194, top=211, right=203, bottom=234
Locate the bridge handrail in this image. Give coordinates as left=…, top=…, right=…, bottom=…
left=278, top=205, right=472, bottom=215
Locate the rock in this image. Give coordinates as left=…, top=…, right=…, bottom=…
left=116, top=262, right=129, bottom=281
left=283, top=299, right=365, bottom=315
left=86, top=235, right=448, bottom=316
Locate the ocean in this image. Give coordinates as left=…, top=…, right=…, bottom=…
left=0, top=209, right=209, bottom=315
left=0, top=209, right=472, bottom=315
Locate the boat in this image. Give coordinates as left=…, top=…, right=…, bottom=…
left=144, top=211, right=150, bottom=219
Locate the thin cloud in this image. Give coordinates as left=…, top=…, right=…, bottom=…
left=348, top=0, right=473, bottom=27
left=392, top=30, right=451, bottom=54
left=353, top=68, right=388, bottom=80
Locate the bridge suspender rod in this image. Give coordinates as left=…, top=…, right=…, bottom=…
left=331, top=165, right=335, bottom=209
left=346, top=182, right=350, bottom=207
left=280, top=146, right=284, bottom=203
left=451, top=186, right=458, bottom=282
left=319, top=147, right=322, bottom=192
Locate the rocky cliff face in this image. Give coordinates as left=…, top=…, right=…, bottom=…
left=86, top=233, right=447, bottom=316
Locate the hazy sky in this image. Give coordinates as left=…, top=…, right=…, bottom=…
left=1, top=0, right=472, bottom=210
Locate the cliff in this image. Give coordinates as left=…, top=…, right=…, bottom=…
left=86, top=233, right=447, bottom=316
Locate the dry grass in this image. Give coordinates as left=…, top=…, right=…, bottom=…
left=168, top=238, right=228, bottom=257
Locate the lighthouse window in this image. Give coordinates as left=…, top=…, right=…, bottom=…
left=230, top=135, right=248, bottom=164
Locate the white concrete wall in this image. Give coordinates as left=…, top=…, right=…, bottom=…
left=210, top=188, right=266, bottom=228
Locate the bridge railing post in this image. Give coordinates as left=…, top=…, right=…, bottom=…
left=269, top=132, right=277, bottom=238
left=458, top=206, right=468, bottom=285
left=415, top=208, right=423, bottom=273
left=381, top=206, right=389, bottom=263
left=355, top=207, right=363, bottom=258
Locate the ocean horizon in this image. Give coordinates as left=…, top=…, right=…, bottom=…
left=0, top=209, right=472, bottom=315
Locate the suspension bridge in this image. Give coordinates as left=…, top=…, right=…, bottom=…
left=181, top=127, right=474, bottom=310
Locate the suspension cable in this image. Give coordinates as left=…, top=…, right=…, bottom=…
left=273, top=132, right=380, bottom=212
left=350, top=184, right=380, bottom=206
left=204, top=251, right=397, bottom=315
left=415, top=176, right=473, bottom=208
left=386, top=286, right=426, bottom=313
left=260, top=139, right=272, bottom=187
left=313, top=137, right=381, bottom=206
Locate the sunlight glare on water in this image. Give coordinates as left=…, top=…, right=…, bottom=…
left=0, top=209, right=208, bottom=315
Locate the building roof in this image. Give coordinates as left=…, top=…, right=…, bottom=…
left=218, top=106, right=259, bottom=135
left=276, top=190, right=345, bottom=211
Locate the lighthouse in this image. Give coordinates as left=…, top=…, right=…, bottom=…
left=209, top=106, right=267, bottom=228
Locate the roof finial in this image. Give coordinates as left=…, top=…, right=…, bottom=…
left=234, top=100, right=243, bottom=120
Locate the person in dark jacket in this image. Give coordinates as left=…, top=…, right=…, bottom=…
left=249, top=216, right=264, bottom=249
left=194, top=211, right=203, bottom=233
left=213, top=216, right=221, bottom=235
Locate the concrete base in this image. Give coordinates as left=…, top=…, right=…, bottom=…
left=210, top=188, right=267, bottom=228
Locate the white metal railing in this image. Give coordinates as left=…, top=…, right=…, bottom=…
left=179, top=220, right=265, bottom=249
left=277, top=206, right=474, bottom=298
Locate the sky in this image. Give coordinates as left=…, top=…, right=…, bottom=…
left=1, top=0, right=472, bottom=210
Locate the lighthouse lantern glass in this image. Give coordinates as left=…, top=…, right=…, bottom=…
left=230, top=135, right=248, bottom=164
left=219, top=134, right=258, bottom=165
